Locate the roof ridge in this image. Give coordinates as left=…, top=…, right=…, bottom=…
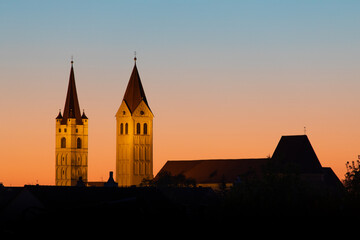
left=168, top=158, right=268, bottom=162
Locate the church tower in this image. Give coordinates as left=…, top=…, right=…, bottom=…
left=55, top=61, right=88, bottom=186
left=116, top=57, right=154, bottom=186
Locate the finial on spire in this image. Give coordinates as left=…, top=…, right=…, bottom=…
left=71, top=55, right=74, bottom=65
left=134, top=51, right=137, bottom=63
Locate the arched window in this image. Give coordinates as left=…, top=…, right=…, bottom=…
left=61, top=137, right=66, bottom=148
left=143, top=123, right=148, bottom=135
left=136, top=123, right=141, bottom=135
left=125, top=123, right=128, bottom=134
left=120, top=123, right=124, bottom=135
left=77, top=138, right=82, bottom=149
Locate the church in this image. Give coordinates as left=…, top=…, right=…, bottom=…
left=115, top=57, right=154, bottom=187
left=54, top=58, right=341, bottom=190
left=55, top=57, right=153, bottom=186
left=157, top=135, right=343, bottom=190
left=55, top=61, right=88, bottom=186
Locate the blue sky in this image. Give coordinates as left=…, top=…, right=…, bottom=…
left=2, top=1, right=359, bottom=69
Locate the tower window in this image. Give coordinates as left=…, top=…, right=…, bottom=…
left=59, top=128, right=61, bottom=133
left=143, top=123, right=148, bottom=135
left=61, top=137, right=66, bottom=148
left=77, top=138, right=82, bottom=149
left=125, top=123, right=128, bottom=134
left=120, top=123, right=124, bottom=135
left=136, top=123, right=141, bottom=135
left=64, top=128, right=67, bottom=133
left=76, top=129, right=78, bottom=133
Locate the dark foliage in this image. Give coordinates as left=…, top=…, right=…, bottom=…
left=5, top=163, right=360, bottom=237
left=141, top=171, right=197, bottom=188
left=220, top=160, right=345, bottom=216
left=344, top=164, right=360, bottom=196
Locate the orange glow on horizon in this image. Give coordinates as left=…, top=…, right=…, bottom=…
left=0, top=97, right=356, bottom=186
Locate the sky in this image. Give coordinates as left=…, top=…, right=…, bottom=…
left=0, top=0, right=359, bottom=186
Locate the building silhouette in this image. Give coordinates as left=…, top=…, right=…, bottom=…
left=157, top=135, right=342, bottom=190
left=115, top=57, right=154, bottom=186
left=55, top=61, right=88, bottom=186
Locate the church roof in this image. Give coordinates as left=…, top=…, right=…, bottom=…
left=156, top=158, right=268, bottom=184
left=122, top=61, right=150, bottom=113
left=61, top=61, right=83, bottom=125
left=271, top=135, right=323, bottom=173
left=156, top=135, right=342, bottom=191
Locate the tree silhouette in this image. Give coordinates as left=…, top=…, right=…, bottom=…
left=142, top=171, right=196, bottom=188
left=344, top=161, right=360, bottom=197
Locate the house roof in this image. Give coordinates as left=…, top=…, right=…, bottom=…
left=156, top=159, right=268, bottom=184
left=122, top=61, right=150, bottom=114
left=60, top=61, right=83, bottom=125
left=271, top=135, right=323, bottom=173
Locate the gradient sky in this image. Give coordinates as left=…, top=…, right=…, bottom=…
left=0, top=0, right=359, bottom=185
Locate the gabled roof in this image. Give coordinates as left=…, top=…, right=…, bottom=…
left=122, top=61, right=150, bottom=114
left=271, top=135, right=323, bottom=173
left=61, top=61, right=83, bottom=125
left=156, top=159, right=268, bottom=184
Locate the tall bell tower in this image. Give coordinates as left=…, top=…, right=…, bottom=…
left=116, top=57, right=154, bottom=186
left=55, top=61, right=88, bottom=186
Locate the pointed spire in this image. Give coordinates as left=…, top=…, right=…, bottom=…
left=81, top=109, right=88, bottom=119
left=56, top=109, right=63, bottom=119
left=61, top=60, right=83, bottom=125
left=122, top=58, right=150, bottom=113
